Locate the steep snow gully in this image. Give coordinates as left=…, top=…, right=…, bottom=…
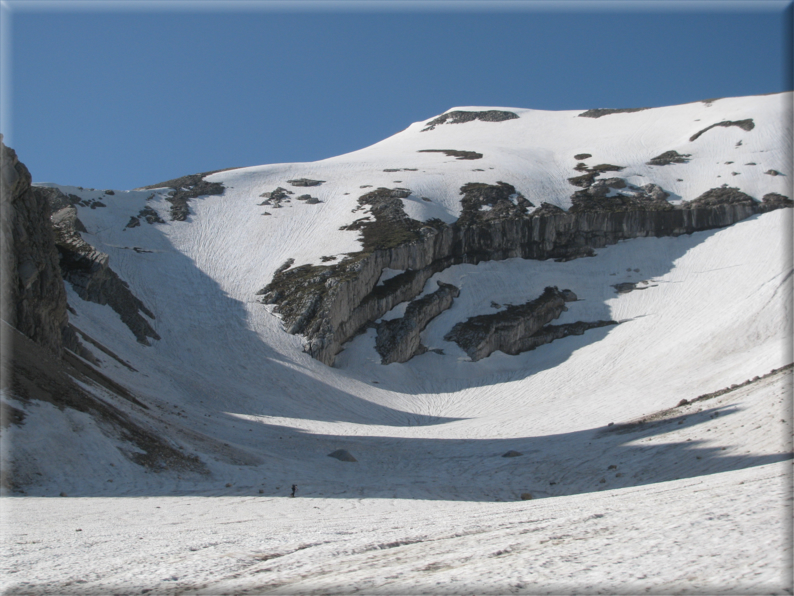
left=1, top=93, right=792, bottom=594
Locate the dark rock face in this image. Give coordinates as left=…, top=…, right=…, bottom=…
left=689, top=119, right=755, bottom=142
left=0, top=139, right=69, bottom=356
left=578, top=107, right=649, bottom=118
left=574, top=153, right=592, bottom=160
left=375, top=281, right=460, bottom=364
left=35, top=188, right=161, bottom=346
left=261, top=181, right=789, bottom=366
left=647, top=150, right=691, bottom=166
left=422, top=110, right=518, bottom=131
left=138, top=172, right=226, bottom=221
left=417, top=149, right=483, bottom=160
left=444, top=287, right=572, bottom=361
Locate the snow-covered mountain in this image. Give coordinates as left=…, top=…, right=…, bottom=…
left=1, top=92, right=792, bottom=594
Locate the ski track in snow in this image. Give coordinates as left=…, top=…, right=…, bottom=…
left=3, top=93, right=792, bottom=594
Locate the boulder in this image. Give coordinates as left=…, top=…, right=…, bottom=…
left=328, top=449, right=357, bottom=462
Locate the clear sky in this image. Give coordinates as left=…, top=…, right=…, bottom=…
left=2, top=1, right=791, bottom=190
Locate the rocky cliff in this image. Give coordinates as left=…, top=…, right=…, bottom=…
left=0, top=138, right=69, bottom=357
left=261, top=181, right=792, bottom=366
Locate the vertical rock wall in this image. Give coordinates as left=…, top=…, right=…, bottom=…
left=1, top=138, right=68, bottom=357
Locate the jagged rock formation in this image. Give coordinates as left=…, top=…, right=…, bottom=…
left=422, top=110, right=518, bottom=132
left=689, top=119, right=755, bottom=142
left=0, top=138, right=69, bottom=357
left=444, top=287, right=576, bottom=361
left=35, top=187, right=161, bottom=345
left=260, top=181, right=790, bottom=366
left=137, top=171, right=227, bottom=221
left=375, top=281, right=460, bottom=364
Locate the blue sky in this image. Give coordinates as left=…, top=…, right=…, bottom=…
left=2, top=1, right=791, bottom=190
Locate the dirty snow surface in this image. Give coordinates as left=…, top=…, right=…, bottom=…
left=2, top=93, right=793, bottom=594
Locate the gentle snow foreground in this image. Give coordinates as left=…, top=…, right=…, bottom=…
left=1, top=93, right=793, bottom=594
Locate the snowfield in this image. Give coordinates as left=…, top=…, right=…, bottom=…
left=2, top=92, right=792, bottom=594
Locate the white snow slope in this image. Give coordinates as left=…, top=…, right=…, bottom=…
left=2, top=93, right=793, bottom=594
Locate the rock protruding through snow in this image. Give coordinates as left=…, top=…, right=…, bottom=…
left=444, top=286, right=574, bottom=361
left=375, top=281, right=460, bottom=364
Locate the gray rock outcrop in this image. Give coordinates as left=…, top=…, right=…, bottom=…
left=1, top=138, right=69, bottom=356
left=444, top=286, right=573, bottom=361
left=375, top=281, right=460, bottom=364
